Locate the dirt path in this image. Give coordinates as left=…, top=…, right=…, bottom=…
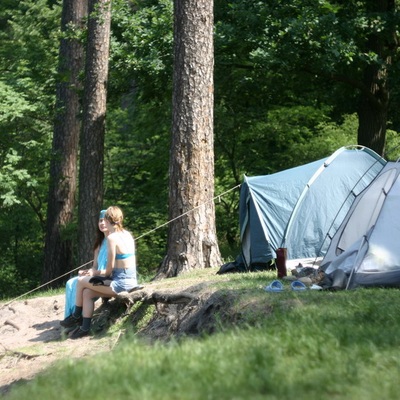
left=0, top=295, right=112, bottom=395
left=0, top=270, right=234, bottom=396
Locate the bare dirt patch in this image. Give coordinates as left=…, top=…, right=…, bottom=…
left=0, top=295, right=113, bottom=396
left=0, top=279, right=216, bottom=395
left=0, top=270, right=260, bottom=396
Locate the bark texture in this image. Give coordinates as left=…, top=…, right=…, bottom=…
left=157, top=0, right=222, bottom=279
left=78, top=0, right=111, bottom=264
left=42, top=0, right=87, bottom=285
left=357, top=0, right=395, bottom=156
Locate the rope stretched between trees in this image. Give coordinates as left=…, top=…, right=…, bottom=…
left=135, top=184, right=241, bottom=240
left=1, top=260, right=93, bottom=308
left=1, top=183, right=241, bottom=308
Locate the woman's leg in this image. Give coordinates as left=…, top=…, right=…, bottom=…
left=68, top=285, right=115, bottom=339
left=79, top=288, right=97, bottom=332
left=76, top=278, right=116, bottom=305
left=61, top=280, right=114, bottom=329
left=82, top=288, right=98, bottom=318
left=74, top=276, right=92, bottom=307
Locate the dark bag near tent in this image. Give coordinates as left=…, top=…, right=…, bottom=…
left=217, top=258, right=275, bottom=275
left=217, top=261, right=245, bottom=274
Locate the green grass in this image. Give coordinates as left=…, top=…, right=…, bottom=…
left=6, top=272, right=400, bottom=400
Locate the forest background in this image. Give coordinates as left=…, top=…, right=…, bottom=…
left=1, top=0, right=400, bottom=299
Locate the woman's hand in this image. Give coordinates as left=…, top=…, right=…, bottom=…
left=78, top=269, right=96, bottom=277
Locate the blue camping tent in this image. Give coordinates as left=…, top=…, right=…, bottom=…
left=237, top=146, right=386, bottom=269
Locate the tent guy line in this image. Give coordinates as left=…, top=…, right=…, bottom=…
left=1, top=184, right=241, bottom=308
left=135, top=184, right=242, bottom=241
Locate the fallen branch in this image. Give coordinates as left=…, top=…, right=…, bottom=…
left=4, top=320, right=20, bottom=330
left=0, top=343, right=42, bottom=360
left=11, top=350, right=41, bottom=360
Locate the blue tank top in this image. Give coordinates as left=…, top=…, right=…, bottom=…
left=115, top=253, right=134, bottom=260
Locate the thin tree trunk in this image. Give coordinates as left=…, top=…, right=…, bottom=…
left=77, top=0, right=111, bottom=264
left=42, top=0, right=87, bottom=285
left=156, top=0, right=222, bottom=279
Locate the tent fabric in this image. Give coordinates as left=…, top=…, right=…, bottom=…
left=321, top=162, right=400, bottom=288
left=238, top=146, right=386, bottom=269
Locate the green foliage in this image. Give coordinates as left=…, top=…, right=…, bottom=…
left=104, top=99, right=170, bottom=277
left=0, top=148, right=30, bottom=206
left=0, top=203, right=44, bottom=299
left=0, top=0, right=59, bottom=296
left=109, top=0, right=173, bottom=101
left=1, top=0, right=400, bottom=297
left=384, top=129, right=400, bottom=161
left=102, top=0, right=174, bottom=277
left=0, top=80, right=36, bottom=123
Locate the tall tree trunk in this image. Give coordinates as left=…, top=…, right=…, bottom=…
left=42, top=0, right=87, bottom=285
left=357, top=62, right=388, bottom=156
left=77, top=0, right=111, bottom=264
left=156, top=0, right=222, bottom=279
left=357, top=0, right=394, bottom=156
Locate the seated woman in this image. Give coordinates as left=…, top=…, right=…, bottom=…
left=63, top=209, right=108, bottom=321
left=60, top=205, right=138, bottom=339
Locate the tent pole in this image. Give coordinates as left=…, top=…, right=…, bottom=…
left=345, top=228, right=374, bottom=290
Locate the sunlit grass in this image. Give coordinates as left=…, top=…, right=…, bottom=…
left=6, top=275, right=400, bottom=400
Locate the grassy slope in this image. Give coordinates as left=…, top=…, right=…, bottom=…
left=6, top=268, right=400, bottom=400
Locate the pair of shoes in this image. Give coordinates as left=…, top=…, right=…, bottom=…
left=62, top=325, right=78, bottom=335
left=310, top=284, right=323, bottom=290
left=291, top=280, right=307, bottom=291
left=264, top=280, right=284, bottom=292
left=60, top=315, right=82, bottom=328
left=68, top=326, right=90, bottom=339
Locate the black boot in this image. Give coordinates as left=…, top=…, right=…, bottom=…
left=68, top=326, right=90, bottom=339
left=60, top=314, right=82, bottom=328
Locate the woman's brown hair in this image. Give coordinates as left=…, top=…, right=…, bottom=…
left=105, top=206, right=124, bottom=232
